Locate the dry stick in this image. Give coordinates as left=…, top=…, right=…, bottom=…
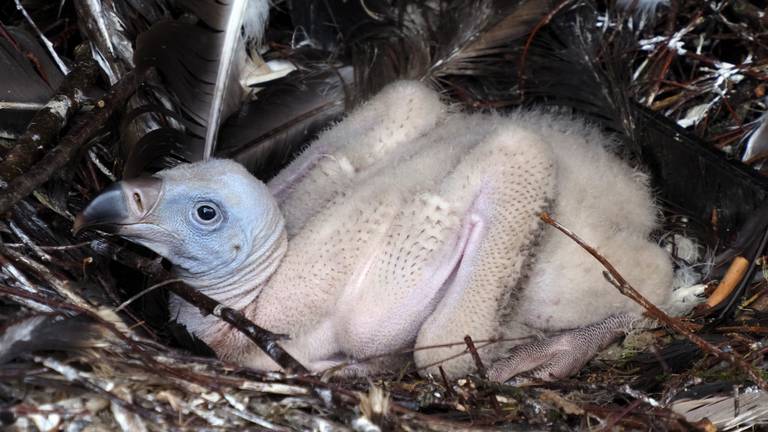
left=0, top=70, right=139, bottom=216
left=464, top=335, right=488, bottom=377
left=539, top=212, right=768, bottom=391
left=517, top=0, right=574, bottom=96
left=464, top=335, right=503, bottom=417
left=34, top=356, right=172, bottom=427
left=0, top=44, right=100, bottom=184
left=438, top=366, right=456, bottom=397
left=167, top=282, right=309, bottom=374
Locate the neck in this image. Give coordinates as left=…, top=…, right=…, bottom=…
left=175, top=213, right=288, bottom=310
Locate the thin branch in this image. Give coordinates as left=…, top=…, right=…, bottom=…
left=540, top=212, right=768, bottom=391
left=464, top=335, right=502, bottom=416
left=115, top=279, right=182, bottom=312
left=167, top=281, right=309, bottom=374
left=464, top=335, right=488, bottom=377
left=517, top=0, right=573, bottom=98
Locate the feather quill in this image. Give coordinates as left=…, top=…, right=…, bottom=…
left=133, top=0, right=269, bottom=163
left=200, top=0, right=248, bottom=159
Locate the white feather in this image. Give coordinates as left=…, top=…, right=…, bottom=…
left=243, top=0, right=270, bottom=47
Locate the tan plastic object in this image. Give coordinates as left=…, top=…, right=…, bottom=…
left=706, top=256, right=750, bottom=308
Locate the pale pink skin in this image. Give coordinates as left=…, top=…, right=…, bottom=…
left=117, top=81, right=702, bottom=381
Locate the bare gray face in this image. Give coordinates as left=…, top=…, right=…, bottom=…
left=75, top=159, right=285, bottom=280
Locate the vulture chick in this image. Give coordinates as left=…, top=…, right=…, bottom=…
left=76, top=81, right=702, bottom=381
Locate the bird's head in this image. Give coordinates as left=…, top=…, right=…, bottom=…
left=75, top=159, right=287, bottom=300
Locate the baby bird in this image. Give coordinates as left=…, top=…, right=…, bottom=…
left=76, top=81, right=701, bottom=381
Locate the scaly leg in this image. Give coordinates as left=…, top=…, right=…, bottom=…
left=487, top=314, right=637, bottom=382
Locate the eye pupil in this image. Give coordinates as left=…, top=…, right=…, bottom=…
left=197, top=205, right=217, bottom=221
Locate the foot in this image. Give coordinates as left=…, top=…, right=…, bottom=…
left=487, top=314, right=638, bottom=383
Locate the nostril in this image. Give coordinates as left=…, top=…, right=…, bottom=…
left=133, top=192, right=144, bottom=212
left=124, top=176, right=162, bottom=217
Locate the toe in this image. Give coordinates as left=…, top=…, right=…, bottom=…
left=527, top=351, right=590, bottom=381
left=487, top=338, right=561, bottom=382
left=488, top=344, right=592, bottom=383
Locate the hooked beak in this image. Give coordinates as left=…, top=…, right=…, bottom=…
left=73, top=177, right=164, bottom=235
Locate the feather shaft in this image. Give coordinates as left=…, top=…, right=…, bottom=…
left=204, top=0, right=250, bottom=159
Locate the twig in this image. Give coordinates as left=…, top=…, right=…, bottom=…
left=438, top=366, right=455, bottom=397
left=0, top=254, right=52, bottom=312
left=167, top=281, right=309, bottom=374
left=86, top=238, right=165, bottom=275
left=74, top=236, right=308, bottom=373
left=464, top=335, right=502, bottom=416
left=540, top=212, right=768, bottom=391
left=600, top=399, right=643, bottom=432
left=517, top=0, right=573, bottom=97
left=0, top=44, right=100, bottom=185
left=2, top=245, right=93, bottom=312
left=4, top=241, right=93, bottom=251
left=463, top=335, right=487, bottom=378
left=0, top=283, right=240, bottom=395
left=115, top=279, right=182, bottom=312
left=0, top=70, right=140, bottom=216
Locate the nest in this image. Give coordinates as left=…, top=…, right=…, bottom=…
left=1, top=1, right=767, bottom=430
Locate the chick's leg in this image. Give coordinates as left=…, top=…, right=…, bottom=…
left=268, top=81, right=446, bottom=235
left=487, top=314, right=637, bottom=383
left=413, top=125, right=556, bottom=379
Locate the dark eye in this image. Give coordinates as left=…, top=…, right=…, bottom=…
left=197, top=205, right=217, bottom=221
